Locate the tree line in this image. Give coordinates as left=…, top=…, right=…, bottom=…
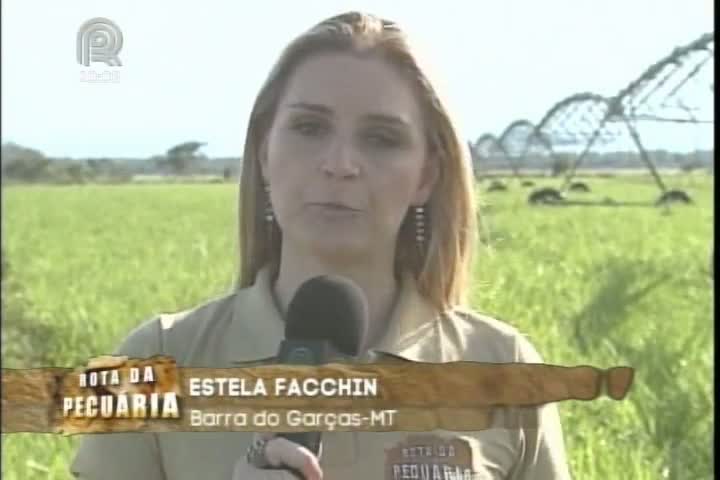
left=3, top=140, right=712, bottom=184
left=472, top=149, right=714, bottom=177
left=1, top=142, right=241, bottom=184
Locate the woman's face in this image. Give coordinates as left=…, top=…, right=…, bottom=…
left=262, top=53, right=437, bottom=261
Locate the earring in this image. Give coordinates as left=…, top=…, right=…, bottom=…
left=414, top=206, right=426, bottom=248
left=264, top=184, right=274, bottom=224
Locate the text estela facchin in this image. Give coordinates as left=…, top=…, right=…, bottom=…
left=188, top=377, right=379, bottom=398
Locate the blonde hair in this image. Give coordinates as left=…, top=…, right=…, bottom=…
left=237, top=11, right=477, bottom=311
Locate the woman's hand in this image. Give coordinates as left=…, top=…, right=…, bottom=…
left=233, top=433, right=323, bottom=480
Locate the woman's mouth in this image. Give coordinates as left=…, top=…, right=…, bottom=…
left=307, top=203, right=363, bottom=219
left=309, top=202, right=360, bottom=212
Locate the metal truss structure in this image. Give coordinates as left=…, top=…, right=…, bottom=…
left=470, top=32, right=714, bottom=203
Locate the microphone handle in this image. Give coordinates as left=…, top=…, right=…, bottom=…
left=274, top=340, right=333, bottom=478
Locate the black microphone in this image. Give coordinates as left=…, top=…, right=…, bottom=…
left=274, top=275, right=368, bottom=476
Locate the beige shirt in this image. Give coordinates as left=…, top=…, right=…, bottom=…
left=71, top=266, right=572, bottom=479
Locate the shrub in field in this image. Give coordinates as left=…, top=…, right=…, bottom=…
left=486, top=180, right=508, bottom=192
left=656, top=189, right=693, bottom=206
left=569, top=181, right=591, bottom=192
left=528, top=187, right=565, bottom=204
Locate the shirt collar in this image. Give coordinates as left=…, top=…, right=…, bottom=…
left=224, top=265, right=462, bottom=364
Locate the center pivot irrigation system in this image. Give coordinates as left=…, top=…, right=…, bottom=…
left=470, top=32, right=714, bottom=206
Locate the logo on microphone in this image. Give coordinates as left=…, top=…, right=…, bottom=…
left=287, top=347, right=315, bottom=364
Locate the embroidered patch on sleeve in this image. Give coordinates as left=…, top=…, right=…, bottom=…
left=385, top=434, right=479, bottom=480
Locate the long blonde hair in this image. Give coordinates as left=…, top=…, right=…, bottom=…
left=237, top=11, right=477, bottom=312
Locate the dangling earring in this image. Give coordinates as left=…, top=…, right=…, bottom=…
left=414, top=205, right=426, bottom=249
left=264, top=184, right=274, bottom=226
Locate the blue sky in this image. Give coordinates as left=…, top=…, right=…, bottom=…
left=1, top=0, right=714, bottom=158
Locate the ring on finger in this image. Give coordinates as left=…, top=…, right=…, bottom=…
left=246, top=436, right=273, bottom=469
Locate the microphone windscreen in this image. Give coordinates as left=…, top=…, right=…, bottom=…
left=285, top=275, right=368, bottom=357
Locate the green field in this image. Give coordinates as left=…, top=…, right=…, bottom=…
left=2, top=175, right=714, bottom=479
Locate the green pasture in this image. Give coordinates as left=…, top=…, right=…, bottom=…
left=2, top=174, right=714, bottom=479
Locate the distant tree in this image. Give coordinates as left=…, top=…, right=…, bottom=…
left=680, top=159, right=704, bottom=173
left=86, top=158, right=100, bottom=175
left=550, top=154, right=573, bottom=177
left=66, top=162, right=87, bottom=183
left=149, top=154, right=170, bottom=174
left=165, top=141, right=207, bottom=174
left=1, top=143, right=51, bottom=182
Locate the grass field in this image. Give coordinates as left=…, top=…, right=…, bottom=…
left=2, top=175, right=714, bottom=479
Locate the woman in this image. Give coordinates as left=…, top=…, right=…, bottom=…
left=72, top=11, right=571, bottom=480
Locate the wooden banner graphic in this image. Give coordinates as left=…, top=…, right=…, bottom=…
left=1, top=356, right=634, bottom=435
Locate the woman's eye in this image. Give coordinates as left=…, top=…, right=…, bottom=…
left=291, top=120, right=327, bottom=137
left=364, top=131, right=401, bottom=148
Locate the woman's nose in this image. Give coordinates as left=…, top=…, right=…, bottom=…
left=320, top=140, right=360, bottom=178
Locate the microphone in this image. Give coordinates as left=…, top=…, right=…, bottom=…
left=274, top=275, right=368, bottom=476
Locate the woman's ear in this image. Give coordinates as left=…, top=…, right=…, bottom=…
left=413, top=153, right=439, bottom=205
